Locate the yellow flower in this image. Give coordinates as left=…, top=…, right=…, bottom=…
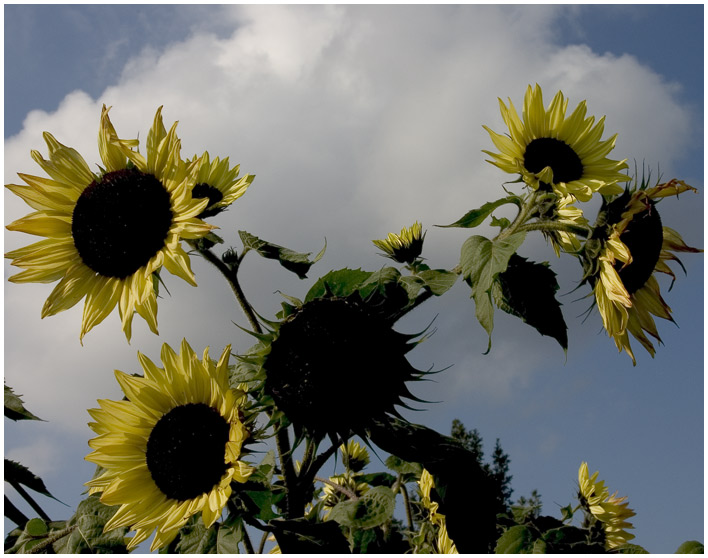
left=418, top=469, right=458, bottom=554
left=189, top=152, right=254, bottom=218
left=5, top=106, right=213, bottom=342
left=85, top=339, right=253, bottom=552
left=341, top=440, right=370, bottom=473
left=582, top=179, right=701, bottom=364
left=320, top=474, right=370, bottom=516
left=483, top=84, right=629, bottom=202
left=373, top=222, right=425, bottom=264
left=578, top=462, right=636, bottom=549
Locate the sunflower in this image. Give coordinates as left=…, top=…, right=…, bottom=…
left=578, top=462, right=635, bottom=549
left=534, top=192, right=589, bottom=256
left=581, top=179, right=701, bottom=364
left=341, top=439, right=371, bottom=473
left=5, top=106, right=213, bottom=342
left=483, top=84, right=629, bottom=202
left=85, top=339, right=253, bottom=551
left=188, top=152, right=254, bottom=218
left=373, top=222, right=425, bottom=264
left=256, top=291, right=426, bottom=439
left=418, top=469, right=458, bottom=554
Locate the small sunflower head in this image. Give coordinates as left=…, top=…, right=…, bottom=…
left=260, top=292, right=425, bottom=440
left=85, top=340, right=254, bottom=551
left=483, top=84, right=629, bottom=201
left=580, top=178, right=701, bottom=363
left=320, top=474, right=370, bottom=510
left=341, top=439, right=371, bottom=473
left=373, top=222, right=425, bottom=264
left=578, top=462, right=636, bottom=550
left=188, top=152, right=254, bottom=218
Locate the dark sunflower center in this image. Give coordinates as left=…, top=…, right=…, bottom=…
left=192, top=183, right=224, bottom=207
left=615, top=201, right=663, bottom=294
left=524, top=137, right=584, bottom=184
left=71, top=168, right=173, bottom=278
left=264, top=298, right=414, bottom=437
left=146, top=403, right=230, bottom=501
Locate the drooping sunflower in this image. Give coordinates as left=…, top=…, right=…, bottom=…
left=254, top=290, right=426, bottom=440
left=578, top=462, right=636, bottom=549
left=418, top=469, right=458, bottom=554
left=372, top=222, right=425, bottom=264
left=483, top=84, right=630, bottom=202
left=85, top=339, right=253, bottom=551
left=581, top=179, right=701, bottom=364
left=5, top=106, right=213, bottom=342
left=188, top=152, right=255, bottom=218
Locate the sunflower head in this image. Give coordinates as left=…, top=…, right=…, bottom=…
left=578, top=462, right=636, bottom=549
left=85, top=339, right=254, bottom=551
left=341, top=440, right=371, bottom=473
left=252, top=289, right=426, bottom=440
left=483, top=84, right=629, bottom=202
left=5, top=106, right=214, bottom=342
left=418, top=469, right=458, bottom=554
left=580, top=178, right=701, bottom=363
left=372, top=222, right=425, bottom=265
left=188, top=152, right=254, bottom=218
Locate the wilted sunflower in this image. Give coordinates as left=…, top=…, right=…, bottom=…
left=373, top=222, right=425, bottom=264
left=5, top=106, right=213, bottom=341
left=578, top=462, right=635, bottom=549
left=188, top=152, right=254, bottom=218
left=85, top=339, right=253, bottom=551
left=483, top=84, right=629, bottom=202
left=419, top=469, right=458, bottom=554
left=581, top=179, right=701, bottom=364
left=257, top=292, right=426, bottom=439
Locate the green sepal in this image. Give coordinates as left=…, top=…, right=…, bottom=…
left=493, top=254, right=568, bottom=351
left=460, top=232, right=526, bottom=353
left=438, top=195, right=523, bottom=228
left=328, top=486, right=395, bottom=530
left=4, top=384, right=42, bottom=421
left=239, top=230, right=326, bottom=279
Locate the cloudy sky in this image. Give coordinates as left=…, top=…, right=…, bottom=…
left=4, top=4, right=703, bottom=552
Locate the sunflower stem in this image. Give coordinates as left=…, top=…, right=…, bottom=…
left=315, top=476, right=359, bottom=500
left=241, top=527, right=256, bottom=554
left=517, top=220, right=592, bottom=237
left=400, top=483, right=415, bottom=532
left=497, top=189, right=540, bottom=240
left=257, top=531, right=269, bottom=554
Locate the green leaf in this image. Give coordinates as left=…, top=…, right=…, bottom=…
left=618, top=543, right=650, bottom=553
left=305, top=268, right=372, bottom=301
left=249, top=450, right=277, bottom=486
left=357, top=472, right=397, bottom=488
left=676, top=540, right=705, bottom=553
left=216, top=517, right=244, bottom=554
left=438, top=195, right=523, bottom=228
left=398, top=275, right=426, bottom=299
left=174, top=515, right=217, bottom=554
left=53, top=494, right=128, bottom=553
left=4, top=459, right=54, bottom=499
left=239, top=230, right=326, bottom=279
left=460, top=233, right=526, bottom=352
left=493, top=254, right=568, bottom=350
left=328, top=486, right=395, bottom=530
left=270, top=519, right=350, bottom=553
left=385, top=455, right=422, bottom=476
left=417, top=269, right=459, bottom=296
left=4, top=384, right=42, bottom=421
left=24, top=518, right=48, bottom=537
left=495, top=525, right=534, bottom=554
left=245, top=489, right=282, bottom=522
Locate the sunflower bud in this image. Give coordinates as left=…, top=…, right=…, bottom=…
left=372, top=222, right=425, bottom=264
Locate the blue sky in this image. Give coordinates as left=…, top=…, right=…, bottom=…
left=4, top=5, right=703, bottom=553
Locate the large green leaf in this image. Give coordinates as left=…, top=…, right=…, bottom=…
left=305, top=268, right=372, bottom=301
left=676, top=540, right=704, bottom=554
left=417, top=269, right=458, bottom=295
left=493, top=254, right=568, bottom=351
left=495, top=525, right=534, bottom=553
left=239, top=230, right=326, bottom=279
left=328, top=486, right=395, bottom=530
left=4, top=384, right=42, bottom=421
left=53, top=495, right=128, bottom=553
left=173, top=515, right=217, bottom=554
left=460, top=232, right=526, bottom=352
left=216, top=517, right=244, bottom=554
left=438, top=195, right=523, bottom=228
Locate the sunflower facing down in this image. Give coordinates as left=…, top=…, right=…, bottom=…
left=5, top=106, right=214, bottom=342
left=419, top=469, right=458, bottom=554
left=483, top=84, right=629, bottom=202
left=188, top=152, right=255, bottom=218
left=581, top=179, right=701, bottom=364
left=85, top=339, right=253, bottom=551
left=578, top=462, right=635, bottom=549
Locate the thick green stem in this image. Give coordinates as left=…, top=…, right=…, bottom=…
left=517, top=220, right=591, bottom=237
left=497, top=189, right=540, bottom=241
